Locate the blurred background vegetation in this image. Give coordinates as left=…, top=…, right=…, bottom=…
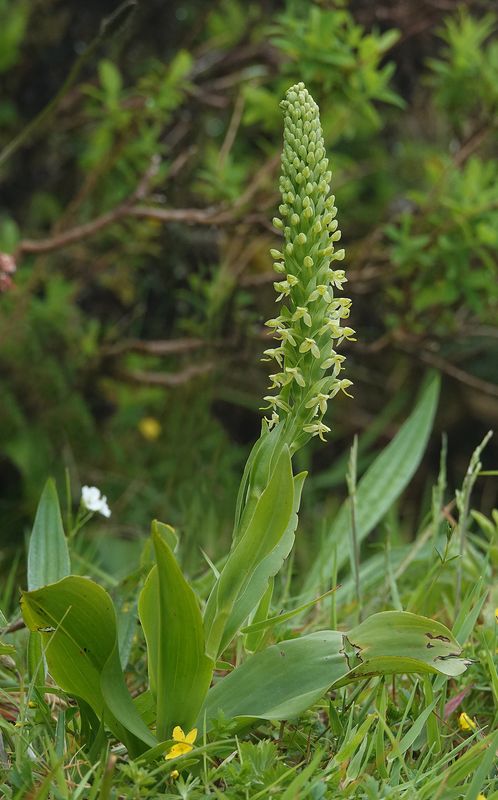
left=0, top=0, right=497, bottom=577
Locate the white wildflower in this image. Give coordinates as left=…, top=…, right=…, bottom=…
left=81, top=485, right=111, bottom=518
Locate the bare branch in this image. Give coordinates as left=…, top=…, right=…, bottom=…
left=15, top=150, right=280, bottom=258
left=127, top=204, right=233, bottom=225
left=1, top=619, right=25, bottom=635
left=402, top=346, right=498, bottom=399
left=103, top=337, right=206, bottom=358
left=17, top=155, right=161, bottom=257
left=116, top=361, right=214, bottom=387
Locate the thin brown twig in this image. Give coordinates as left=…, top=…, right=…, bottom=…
left=127, top=204, right=233, bottom=226
left=453, top=125, right=491, bottom=168
left=1, top=619, right=25, bottom=635
left=401, top=345, right=498, bottom=399
left=102, top=337, right=206, bottom=358
left=115, top=361, right=215, bottom=387
left=15, top=147, right=280, bottom=259
left=16, top=155, right=161, bottom=257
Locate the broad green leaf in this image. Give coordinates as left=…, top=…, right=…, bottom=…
left=204, top=445, right=295, bottom=659
left=340, top=611, right=469, bottom=682
left=27, top=478, right=70, bottom=590
left=139, top=522, right=214, bottom=740
left=154, top=521, right=178, bottom=551
left=26, top=479, right=71, bottom=686
left=21, top=576, right=155, bottom=755
left=200, top=610, right=467, bottom=728
left=305, top=373, right=440, bottom=595
left=310, top=390, right=407, bottom=491
left=199, top=630, right=347, bottom=726
left=219, top=470, right=307, bottom=654
left=233, top=423, right=282, bottom=538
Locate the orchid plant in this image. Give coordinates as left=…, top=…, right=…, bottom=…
left=19, top=84, right=468, bottom=764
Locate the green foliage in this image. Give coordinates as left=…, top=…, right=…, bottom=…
left=1, top=0, right=497, bottom=544
left=21, top=575, right=156, bottom=755
left=385, top=155, right=498, bottom=332
left=305, top=373, right=440, bottom=594
left=205, top=446, right=295, bottom=657
left=271, top=5, right=402, bottom=136
left=428, top=8, right=498, bottom=125
left=0, top=2, right=497, bottom=797
left=0, top=0, right=30, bottom=75
left=201, top=612, right=466, bottom=729
left=139, top=522, right=214, bottom=738
left=27, top=479, right=70, bottom=591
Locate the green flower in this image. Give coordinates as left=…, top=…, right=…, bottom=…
left=263, top=82, right=354, bottom=450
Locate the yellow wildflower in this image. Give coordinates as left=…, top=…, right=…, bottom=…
left=138, top=416, right=162, bottom=441
left=477, top=794, right=486, bottom=800
left=458, top=712, right=477, bottom=732
left=170, top=770, right=179, bottom=779
left=495, top=608, right=498, bottom=622
left=165, top=726, right=197, bottom=760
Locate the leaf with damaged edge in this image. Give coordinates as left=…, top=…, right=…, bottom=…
left=339, top=611, right=469, bottom=682
left=199, top=611, right=468, bottom=728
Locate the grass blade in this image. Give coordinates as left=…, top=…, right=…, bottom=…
left=304, top=372, right=440, bottom=595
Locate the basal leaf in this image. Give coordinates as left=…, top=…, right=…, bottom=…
left=200, top=609, right=468, bottom=728
left=139, top=522, right=214, bottom=740
left=204, top=445, right=295, bottom=659
left=27, top=478, right=70, bottom=590
left=341, top=610, right=469, bottom=681
left=26, top=479, right=71, bottom=687
left=219, top=470, right=306, bottom=654
left=21, top=576, right=155, bottom=755
left=199, top=630, right=347, bottom=727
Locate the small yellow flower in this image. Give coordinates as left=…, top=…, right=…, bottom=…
left=165, top=726, right=197, bottom=760
left=458, top=712, right=477, bottom=732
left=170, top=770, right=179, bottom=779
left=495, top=607, right=498, bottom=622
left=138, top=416, right=162, bottom=441
left=477, top=794, right=486, bottom=800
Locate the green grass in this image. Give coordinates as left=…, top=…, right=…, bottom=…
left=0, top=433, right=496, bottom=799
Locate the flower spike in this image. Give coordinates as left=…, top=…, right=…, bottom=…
left=263, top=83, right=354, bottom=447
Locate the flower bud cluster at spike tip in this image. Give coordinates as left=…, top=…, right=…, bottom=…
left=262, top=83, right=355, bottom=447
